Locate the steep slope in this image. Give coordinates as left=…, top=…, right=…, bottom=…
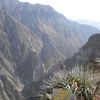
left=11, top=2, right=99, bottom=56
left=0, top=4, right=44, bottom=99
left=2, top=0, right=99, bottom=68
left=0, top=6, right=23, bottom=100
left=65, top=34, right=100, bottom=74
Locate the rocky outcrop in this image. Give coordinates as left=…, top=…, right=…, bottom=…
left=65, top=34, right=100, bottom=72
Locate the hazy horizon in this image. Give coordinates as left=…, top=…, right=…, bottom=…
left=19, top=0, right=100, bottom=22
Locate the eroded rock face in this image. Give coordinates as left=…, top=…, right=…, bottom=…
left=0, top=5, right=42, bottom=99
left=0, top=75, right=23, bottom=100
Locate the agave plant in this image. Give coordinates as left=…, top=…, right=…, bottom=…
left=69, top=66, right=94, bottom=100
left=42, top=65, right=97, bottom=100
left=42, top=69, right=69, bottom=89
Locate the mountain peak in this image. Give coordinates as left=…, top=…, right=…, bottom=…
left=88, top=33, right=100, bottom=42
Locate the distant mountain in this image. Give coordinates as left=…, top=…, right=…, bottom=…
left=7, top=0, right=100, bottom=64
left=77, top=19, right=100, bottom=30
left=0, top=0, right=100, bottom=99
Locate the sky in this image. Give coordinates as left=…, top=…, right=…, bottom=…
left=19, top=0, right=100, bottom=22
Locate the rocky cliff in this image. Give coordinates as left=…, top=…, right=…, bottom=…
left=65, top=34, right=100, bottom=81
